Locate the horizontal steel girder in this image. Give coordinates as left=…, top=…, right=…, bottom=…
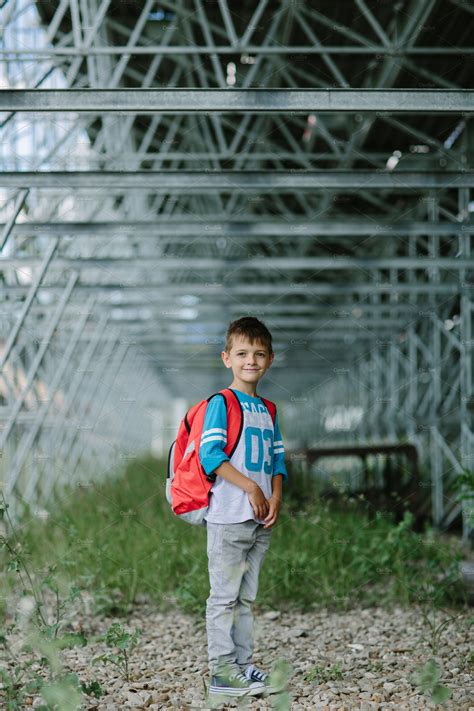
left=2, top=46, right=473, bottom=57
left=44, top=318, right=407, bottom=332
left=1, top=152, right=411, bottom=164
left=6, top=220, right=474, bottom=237
left=2, top=171, right=473, bottom=189
left=1, top=89, right=472, bottom=113
left=2, top=257, right=473, bottom=269
left=54, top=333, right=400, bottom=345
left=0, top=302, right=432, bottom=319
left=91, top=303, right=439, bottom=316
left=1, top=283, right=462, bottom=294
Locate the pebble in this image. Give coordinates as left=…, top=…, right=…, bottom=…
left=2, top=588, right=473, bottom=710
left=263, top=610, right=281, bottom=620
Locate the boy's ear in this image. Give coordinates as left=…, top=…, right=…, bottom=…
left=221, top=350, right=232, bottom=368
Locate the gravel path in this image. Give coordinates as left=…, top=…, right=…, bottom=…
left=5, top=590, right=473, bottom=710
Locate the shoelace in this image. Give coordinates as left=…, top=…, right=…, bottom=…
left=249, top=669, right=266, bottom=682
left=229, top=671, right=250, bottom=684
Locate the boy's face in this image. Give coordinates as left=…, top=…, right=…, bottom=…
left=221, top=335, right=274, bottom=386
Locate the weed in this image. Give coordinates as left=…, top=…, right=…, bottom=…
left=410, top=658, right=451, bottom=705
left=9, top=454, right=466, bottom=614
left=1, top=453, right=469, bottom=707
left=91, top=621, right=141, bottom=682
left=0, top=495, right=102, bottom=710
left=303, top=661, right=343, bottom=683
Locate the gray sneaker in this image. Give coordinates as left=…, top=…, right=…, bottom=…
left=208, top=668, right=265, bottom=697
left=242, top=663, right=287, bottom=694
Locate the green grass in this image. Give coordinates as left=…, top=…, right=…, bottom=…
left=1, top=453, right=468, bottom=620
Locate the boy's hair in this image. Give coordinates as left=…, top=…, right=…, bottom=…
left=225, top=316, right=273, bottom=355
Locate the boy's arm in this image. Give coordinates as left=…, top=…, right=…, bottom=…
left=199, top=394, right=269, bottom=519
left=199, top=395, right=230, bottom=479
left=199, top=396, right=261, bottom=495
left=213, top=460, right=258, bottom=494
left=271, top=473, right=283, bottom=501
left=215, top=460, right=269, bottom=520
left=272, top=411, right=288, bottom=490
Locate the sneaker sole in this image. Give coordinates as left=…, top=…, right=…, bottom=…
left=208, top=683, right=265, bottom=697
left=263, top=685, right=287, bottom=694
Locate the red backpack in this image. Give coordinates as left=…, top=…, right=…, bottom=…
left=165, top=387, right=277, bottom=526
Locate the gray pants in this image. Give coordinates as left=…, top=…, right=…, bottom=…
left=205, top=519, right=272, bottom=677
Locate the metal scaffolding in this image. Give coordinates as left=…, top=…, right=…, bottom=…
left=0, top=0, right=473, bottom=543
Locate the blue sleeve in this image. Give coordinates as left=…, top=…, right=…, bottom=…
left=199, top=394, right=230, bottom=476
left=272, top=411, right=288, bottom=481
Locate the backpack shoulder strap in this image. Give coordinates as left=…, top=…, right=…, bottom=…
left=218, top=388, right=244, bottom=458
left=182, top=397, right=209, bottom=433
left=183, top=389, right=227, bottom=430
left=260, top=396, right=277, bottom=425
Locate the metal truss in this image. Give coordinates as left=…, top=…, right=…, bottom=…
left=0, top=0, right=473, bottom=544
left=2, top=88, right=473, bottom=112
left=2, top=170, right=474, bottom=189
left=3, top=219, right=474, bottom=237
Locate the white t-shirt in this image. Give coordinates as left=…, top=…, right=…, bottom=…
left=199, top=387, right=288, bottom=524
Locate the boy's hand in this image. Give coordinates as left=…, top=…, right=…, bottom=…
left=262, top=495, right=281, bottom=528
left=248, top=483, right=270, bottom=521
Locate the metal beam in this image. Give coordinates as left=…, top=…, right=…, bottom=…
left=0, top=239, right=59, bottom=369
left=2, top=256, right=473, bottom=269
left=5, top=44, right=472, bottom=57
left=1, top=89, right=472, bottom=113
left=1, top=188, right=29, bottom=251
left=0, top=272, right=79, bottom=449
left=1, top=283, right=462, bottom=294
left=3, top=151, right=414, bottom=164
left=41, top=317, right=408, bottom=333
left=5, top=219, right=473, bottom=237
left=0, top=301, right=428, bottom=318
left=2, top=170, right=473, bottom=189
left=50, top=334, right=401, bottom=346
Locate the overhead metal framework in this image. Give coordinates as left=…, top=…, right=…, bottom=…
left=2, top=169, right=474, bottom=189
left=2, top=87, right=473, bottom=112
left=0, top=0, right=473, bottom=543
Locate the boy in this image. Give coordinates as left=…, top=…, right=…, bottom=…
left=199, top=316, right=288, bottom=699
